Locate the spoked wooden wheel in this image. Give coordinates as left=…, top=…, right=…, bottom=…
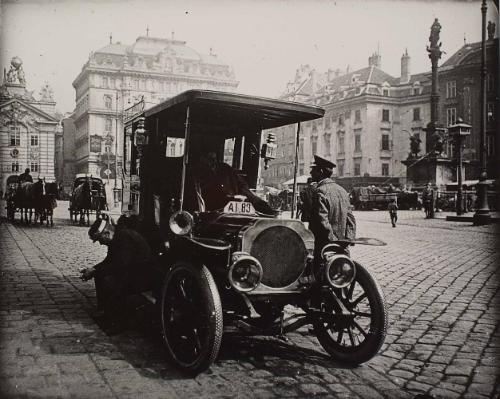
left=313, top=262, right=387, bottom=365
left=160, top=262, right=223, bottom=375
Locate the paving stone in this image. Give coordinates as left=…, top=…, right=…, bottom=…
left=467, top=383, right=496, bottom=397
left=1, top=211, right=499, bottom=398
left=405, top=380, right=433, bottom=394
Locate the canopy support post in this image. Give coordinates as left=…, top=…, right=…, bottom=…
left=179, top=106, right=190, bottom=211
left=291, top=122, right=301, bottom=219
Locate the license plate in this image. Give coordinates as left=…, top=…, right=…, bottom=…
left=224, top=201, right=256, bottom=215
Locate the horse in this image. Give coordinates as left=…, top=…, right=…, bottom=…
left=37, top=181, right=58, bottom=226
left=15, top=181, right=44, bottom=225
left=72, top=179, right=92, bottom=225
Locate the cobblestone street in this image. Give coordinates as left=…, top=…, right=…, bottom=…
left=1, top=204, right=499, bottom=398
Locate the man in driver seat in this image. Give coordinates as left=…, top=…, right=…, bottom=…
left=193, top=151, right=275, bottom=215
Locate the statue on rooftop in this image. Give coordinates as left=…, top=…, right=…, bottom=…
left=39, top=82, right=54, bottom=102
left=5, top=57, right=26, bottom=85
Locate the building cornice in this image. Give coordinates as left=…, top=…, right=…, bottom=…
left=321, top=92, right=430, bottom=110
left=80, top=65, right=238, bottom=84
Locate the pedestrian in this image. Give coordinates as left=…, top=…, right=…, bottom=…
left=80, top=216, right=155, bottom=333
left=388, top=198, right=398, bottom=227
left=422, top=182, right=434, bottom=218
left=308, top=155, right=352, bottom=261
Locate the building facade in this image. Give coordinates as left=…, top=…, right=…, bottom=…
left=437, top=35, right=498, bottom=180
left=67, top=34, right=239, bottom=195
left=263, top=52, right=431, bottom=189
left=263, top=27, right=498, bottom=190
left=0, top=57, right=59, bottom=193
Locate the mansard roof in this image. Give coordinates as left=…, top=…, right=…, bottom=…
left=95, top=36, right=229, bottom=65
left=95, top=43, right=129, bottom=56
left=441, top=38, right=498, bottom=68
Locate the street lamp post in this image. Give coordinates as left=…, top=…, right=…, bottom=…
left=113, top=91, right=120, bottom=207
left=449, top=119, right=471, bottom=216
left=473, top=0, right=491, bottom=225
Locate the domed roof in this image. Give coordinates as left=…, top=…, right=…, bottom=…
left=95, top=36, right=229, bottom=66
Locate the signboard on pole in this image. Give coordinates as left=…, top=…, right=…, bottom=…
left=90, top=135, right=102, bottom=153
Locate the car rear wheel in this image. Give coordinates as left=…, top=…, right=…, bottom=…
left=313, top=262, right=387, bottom=365
left=160, top=261, right=223, bottom=375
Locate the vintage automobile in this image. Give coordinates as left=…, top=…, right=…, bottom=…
left=116, top=90, right=387, bottom=374
left=69, top=174, right=108, bottom=224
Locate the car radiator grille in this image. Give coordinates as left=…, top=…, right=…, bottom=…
left=249, top=226, right=307, bottom=288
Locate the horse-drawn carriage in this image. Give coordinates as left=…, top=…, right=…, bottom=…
left=5, top=175, right=58, bottom=226
left=69, top=175, right=108, bottom=225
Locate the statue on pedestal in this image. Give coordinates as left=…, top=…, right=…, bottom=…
left=427, top=19, right=443, bottom=61
left=409, top=135, right=422, bottom=158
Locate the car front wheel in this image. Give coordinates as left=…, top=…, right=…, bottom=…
left=160, top=261, right=223, bottom=375
left=313, top=262, right=387, bottom=365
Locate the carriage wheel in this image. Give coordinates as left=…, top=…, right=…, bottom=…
left=160, top=262, right=223, bottom=375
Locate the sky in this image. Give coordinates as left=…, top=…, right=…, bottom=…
left=0, top=0, right=498, bottom=114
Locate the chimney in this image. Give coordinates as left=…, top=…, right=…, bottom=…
left=368, top=52, right=381, bottom=68
left=400, top=49, right=411, bottom=84
left=327, top=68, right=336, bottom=81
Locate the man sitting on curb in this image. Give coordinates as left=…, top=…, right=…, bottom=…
left=80, top=216, right=154, bottom=333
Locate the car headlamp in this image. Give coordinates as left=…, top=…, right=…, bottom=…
left=169, top=210, right=194, bottom=236
left=228, top=252, right=263, bottom=292
left=324, top=254, right=356, bottom=288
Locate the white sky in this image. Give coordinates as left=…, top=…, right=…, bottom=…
left=0, top=0, right=498, bottom=114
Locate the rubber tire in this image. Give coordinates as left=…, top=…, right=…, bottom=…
left=160, top=262, right=223, bottom=375
left=313, top=262, right=387, bottom=365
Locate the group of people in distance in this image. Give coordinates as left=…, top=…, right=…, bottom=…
left=80, top=152, right=354, bottom=333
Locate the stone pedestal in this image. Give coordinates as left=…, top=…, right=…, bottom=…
left=403, top=156, right=454, bottom=190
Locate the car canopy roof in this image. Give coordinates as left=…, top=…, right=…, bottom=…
left=143, top=90, right=325, bottom=137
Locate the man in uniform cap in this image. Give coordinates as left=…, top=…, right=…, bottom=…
left=308, top=155, right=351, bottom=259
left=81, top=216, right=154, bottom=332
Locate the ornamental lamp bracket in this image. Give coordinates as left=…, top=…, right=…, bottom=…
left=133, top=116, right=148, bottom=157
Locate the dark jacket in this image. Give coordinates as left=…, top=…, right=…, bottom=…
left=308, top=178, right=350, bottom=248
left=388, top=202, right=398, bottom=214
left=95, top=227, right=154, bottom=291
left=194, top=162, right=274, bottom=214
left=299, top=184, right=316, bottom=222
left=18, top=172, right=33, bottom=183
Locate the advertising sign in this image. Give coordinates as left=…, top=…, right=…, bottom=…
left=90, top=135, right=102, bottom=153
